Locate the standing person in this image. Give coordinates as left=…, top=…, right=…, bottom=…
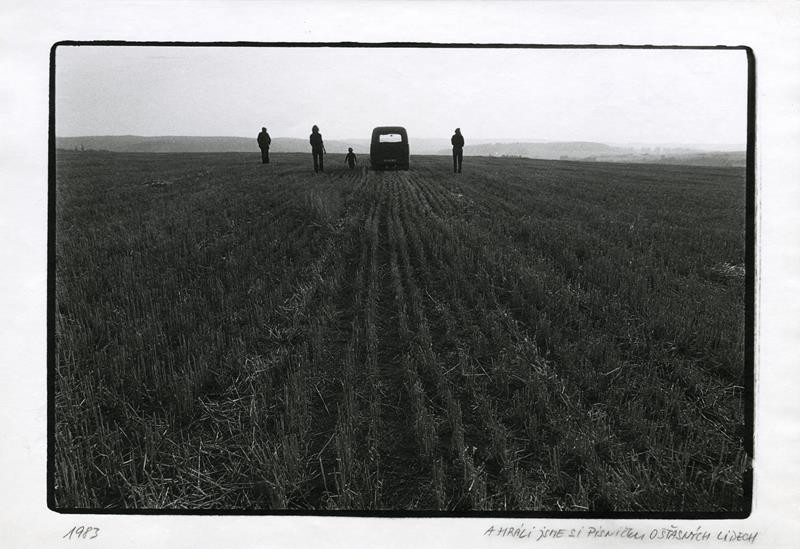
left=344, top=147, right=357, bottom=170
left=257, top=127, right=271, bottom=164
left=310, top=125, right=326, bottom=173
left=451, top=128, right=464, bottom=173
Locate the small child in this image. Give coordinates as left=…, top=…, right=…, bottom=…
left=344, top=147, right=358, bottom=170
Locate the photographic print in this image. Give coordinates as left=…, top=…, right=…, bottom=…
left=51, top=44, right=752, bottom=514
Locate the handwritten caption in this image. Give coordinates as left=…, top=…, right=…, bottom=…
left=63, top=526, right=100, bottom=541
left=483, top=524, right=758, bottom=544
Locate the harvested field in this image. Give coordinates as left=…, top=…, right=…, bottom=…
left=53, top=151, right=749, bottom=512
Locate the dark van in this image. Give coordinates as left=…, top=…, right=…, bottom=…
left=370, top=126, right=409, bottom=170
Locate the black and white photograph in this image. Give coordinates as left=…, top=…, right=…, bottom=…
left=3, top=1, right=800, bottom=547
left=52, top=44, right=751, bottom=513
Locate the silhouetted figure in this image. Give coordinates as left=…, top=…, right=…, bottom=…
left=344, top=147, right=357, bottom=170
left=310, top=125, right=326, bottom=173
left=451, top=128, right=464, bottom=173
left=257, top=127, right=271, bottom=164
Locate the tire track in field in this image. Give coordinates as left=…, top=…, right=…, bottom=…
left=313, top=175, right=389, bottom=509
left=396, top=174, right=487, bottom=508
left=242, top=212, right=349, bottom=508
left=199, top=167, right=367, bottom=509
left=360, top=172, right=434, bottom=508
left=365, top=171, right=474, bottom=509
left=280, top=167, right=384, bottom=508
left=388, top=173, right=495, bottom=509
left=385, top=174, right=452, bottom=508
left=359, top=195, right=385, bottom=507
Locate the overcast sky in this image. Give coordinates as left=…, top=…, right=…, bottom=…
left=55, top=46, right=747, bottom=145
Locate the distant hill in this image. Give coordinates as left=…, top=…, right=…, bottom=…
left=55, top=135, right=372, bottom=154
left=443, top=141, right=631, bottom=160
left=587, top=151, right=746, bottom=168
left=56, top=135, right=512, bottom=155
left=438, top=142, right=746, bottom=167
left=56, top=136, right=745, bottom=167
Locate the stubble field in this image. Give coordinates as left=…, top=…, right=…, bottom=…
left=53, top=151, right=749, bottom=512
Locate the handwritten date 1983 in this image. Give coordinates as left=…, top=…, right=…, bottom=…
left=63, top=526, right=100, bottom=540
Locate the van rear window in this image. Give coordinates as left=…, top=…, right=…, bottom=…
left=378, top=134, right=402, bottom=143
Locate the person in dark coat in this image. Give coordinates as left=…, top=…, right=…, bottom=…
left=257, top=127, right=271, bottom=164
left=451, top=128, right=464, bottom=173
left=344, top=147, right=357, bottom=170
left=310, top=125, right=326, bottom=173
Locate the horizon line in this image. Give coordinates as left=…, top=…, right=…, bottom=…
left=54, top=134, right=747, bottom=148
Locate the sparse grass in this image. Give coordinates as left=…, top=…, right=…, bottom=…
left=54, top=151, right=748, bottom=511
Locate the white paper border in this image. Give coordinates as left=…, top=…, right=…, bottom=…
left=2, top=1, right=799, bottom=547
